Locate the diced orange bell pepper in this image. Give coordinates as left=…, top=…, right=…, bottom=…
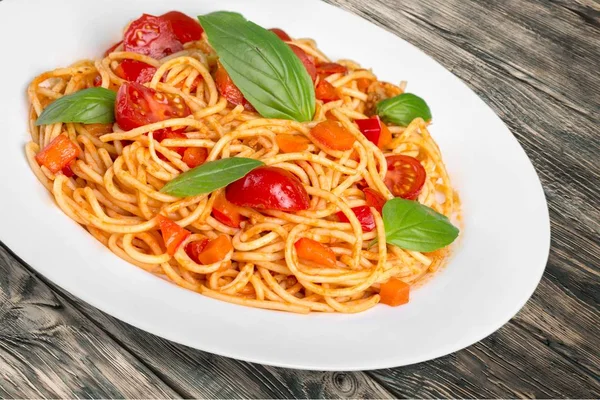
left=182, top=147, right=208, bottom=168
left=276, top=134, right=310, bottom=153
left=315, top=79, right=339, bottom=103
left=35, top=134, right=81, bottom=173
left=197, top=235, right=233, bottom=265
left=212, top=193, right=245, bottom=228
left=356, top=77, right=372, bottom=92
left=294, top=238, right=337, bottom=268
left=310, top=120, right=356, bottom=151
left=379, top=278, right=410, bottom=306
left=157, top=215, right=191, bottom=256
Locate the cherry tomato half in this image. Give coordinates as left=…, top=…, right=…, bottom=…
left=160, top=11, right=204, bottom=44
left=214, top=63, right=255, bottom=111
left=114, top=59, right=157, bottom=84
left=123, top=14, right=183, bottom=59
left=226, top=166, right=310, bottom=212
left=289, top=44, right=317, bottom=82
left=337, top=206, right=375, bottom=232
left=363, top=188, right=386, bottom=215
left=384, top=155, right=426, bottom=200
left=115, top=82, right=191, bottom=131
left=269, top=28, right=292, bottom=41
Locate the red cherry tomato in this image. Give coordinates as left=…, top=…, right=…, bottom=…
left=336, top=205, right=375, bottom=232
left=115, top=82, right=191, bottom=131
left=214, top=63, right=255, bottom=111
left=114, top=59, right=157, bottom=84
left=316, top=62, right=347, bottom=77
left=185, top=238, right=209, bottom=264
left=104, top=41, right=122, bottom=57
left=288, top=44, right=317, bottom=82
left=355, top=116, right=392, bottom=149
left=226, top=166, right=310, bottom=212
left=269, top=28, right=292, bottom=41
left=363, top=188, right=386, bottom=215
left=384, top=155, right=426, bottom=200
left=123, top=14, right=183, bottom=59
left=93, top=74, right=102, bottom=87
left=160, top=11, right=204, bottom=44
left=315, top=79, right=339, bottom=103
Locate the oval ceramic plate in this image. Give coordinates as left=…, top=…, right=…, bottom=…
left=0, top=0, right=550, bottom=370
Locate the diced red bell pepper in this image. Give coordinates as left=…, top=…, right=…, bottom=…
left=355, top=116, right=392, bottom=149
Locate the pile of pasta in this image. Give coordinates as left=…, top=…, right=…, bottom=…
left=26, top=34, right=460, bottom=313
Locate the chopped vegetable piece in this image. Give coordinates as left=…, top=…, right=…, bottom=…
left=316, top=62, right=347, bottom=76
left=289, top=44, right=317, bottom=82
left=35, top=134, right=81, bottom=173
left=182, top=147, right=208, bottom=168
left=123, top=14, right=183, bottom=59
left=226, top=166, right=310, bottom=211
left=212, top=192, right=245, bottom=228
left=115, top=82, right=190, bottom=131
left=269, top=28, right=292, bottom=41
left=336, top=205, right=375, bottom=232
left=315, top=79, right=339, bottom=103
left=379, top=277, right=410, bottom=306
left=363, top=188, right=386, bottom=214
left=384, top=155, right=426, bottom=200
left=185, top=238, right=209, bottom=263
left=276, top=134, right=310, bottom=153
left=310, top=120, right=355, bottom=151
left=157, top=214, right=191, bottom=256
left=114, top=59, right=157, bottom=84
left=197, top=235, right=233, bottom=264
left=294, top=238, right=337, bottom=268
left=355, top=115, right=392, bottom=149
left=160, top=11, right=204, bottom=44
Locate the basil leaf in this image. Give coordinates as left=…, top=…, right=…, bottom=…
left=376, top=93, right=432, bottom=127
left=198, top=11, right=315, bottom=122
left=382, top=198, right=458, bottom=252
left=35, top=87, right=116, bottom=126
left=160, top=157, right=264, bottom=197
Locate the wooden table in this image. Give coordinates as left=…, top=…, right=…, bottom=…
left=1, top=0, right=599, bottom=398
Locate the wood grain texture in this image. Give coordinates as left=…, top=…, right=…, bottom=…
left=0, top=246, right=179, bottom=399
left=1, top=0, right=599, bottom=398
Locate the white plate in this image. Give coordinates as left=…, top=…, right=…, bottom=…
left=0, top=0, right=550, bottom=370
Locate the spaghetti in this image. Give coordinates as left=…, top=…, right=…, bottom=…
left=26, top=12, right=460, bottom=313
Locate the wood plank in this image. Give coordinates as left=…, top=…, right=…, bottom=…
left=324, top=0, right=600, bottom=397
left=0, top=245, right=179, bottom=399
left=37, top=280, right=395, bottom=399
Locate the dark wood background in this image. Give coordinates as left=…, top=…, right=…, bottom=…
left=1, top=0, right=599, bottom=398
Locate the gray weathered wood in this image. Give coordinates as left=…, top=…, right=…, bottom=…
left=0, top=247, right=179, bottom=399
left=1, top=0, right=599, bottom=398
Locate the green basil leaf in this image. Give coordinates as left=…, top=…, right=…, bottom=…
left=160, top=157, right=264, bottom=197
left=382, top=198, right=459, bottom=252
left=198, top=11, right=315, bottom=122
left=376, top=93, right=432, bottom=127
left=35, top=87, right=116, bottom=126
